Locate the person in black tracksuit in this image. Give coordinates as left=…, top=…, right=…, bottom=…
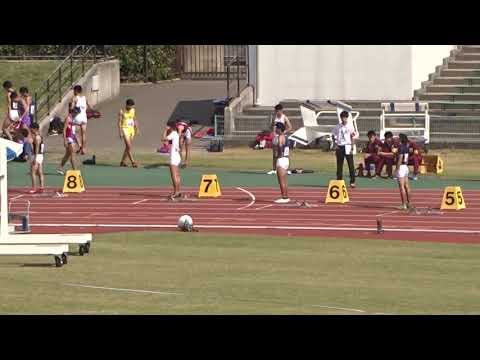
left=331, top=111, right=357, bottom=188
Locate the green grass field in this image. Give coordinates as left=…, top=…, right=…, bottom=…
left=1, top=232, right=480, bottom=314
left=0, top=60, right=60, bottom=115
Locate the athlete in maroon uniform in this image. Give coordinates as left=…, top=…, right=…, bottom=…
left=407, top=139, right=422, bottom=181
left=364, top=130, right=382, bottom=178
left=378, top=131, right=395, bottom=178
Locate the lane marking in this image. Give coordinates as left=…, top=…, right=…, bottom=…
left=10, top=195, right=24, bottom=201
left=236, top=187, right=256, bottom=210
left=63, top=283, right=181, bottom=295
left=311, top=305, right=366, bottom=313
left=29, top=223, right=480, bottom=234
left=132, top=199, right=148, bottom=205
left=255, top=204, right=274, bottom=211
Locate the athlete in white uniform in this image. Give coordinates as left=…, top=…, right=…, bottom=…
left=273, top=122, right=290, bottom=203
left=268, top=104, right=292, bottom=175
left=163, top=119, right=182, bottom=199
left=176, top=119, right=193, bottom=168
left=396, top=133, right=412, bottom=210
left=29, top=123, right=45, bottom=194
left=70, top=85, right=91, bottom=155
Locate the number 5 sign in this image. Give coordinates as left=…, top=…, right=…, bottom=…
left=198, top=174, right=221, bottom=198
left=441, top=186, right=466, bottom=210
left=325, top=180, right=349, bottom=204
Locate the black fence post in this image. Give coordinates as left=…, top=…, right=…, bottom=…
left=46, top=79, right=50, bottom=115
left=237, top=57, right=240, bottom=97
left=58, top=67, right=62, bottom=102
left=144, top=45, right=148, bottom=82
left=227, top=64, right=230, bottom=99
left=93, top=45, right=97, bottom=64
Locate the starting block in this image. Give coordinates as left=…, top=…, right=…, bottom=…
left=325, top=180, right=349, bottom=204
left=198, top=174, right=221, bottom=198
left=441, top=186, right=466, bottom=210
left=63, top=170, right=85, bottom=193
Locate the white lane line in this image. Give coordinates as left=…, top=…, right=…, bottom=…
left=236, top=187, right=256, bottom=210
left=132, top=199, right=148, bottom=205
left=10, top=195, right=24, bottom=201
left=311, top=305, right=366, bottom=313
left=28, top=223, right=480, bottom=234
left=63, top=283, right=181, bottom=295
left=377, top=210, right=401, bottom=217
left=255, top=204, right=274, bottom=211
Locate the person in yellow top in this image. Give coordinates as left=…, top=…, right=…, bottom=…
left=118, top=98, right=139, bottom=167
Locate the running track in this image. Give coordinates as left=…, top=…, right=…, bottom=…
left=7, top=187, right=480, bottom=245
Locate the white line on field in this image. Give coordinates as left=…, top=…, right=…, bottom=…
left=376, top=210, right=401, bottom=217
left=10, top=195, right=24, bottom=201
left=235, top=187, right=256, bottom=210
left=29, top=223, right=480, bottom=234
left=311, top=305, right=366, bottom=313
left=132, top=199, right=148, bottom=205
left=63, top=283, right=181, bottom=295
left=255, top=204, right=274, bottom=211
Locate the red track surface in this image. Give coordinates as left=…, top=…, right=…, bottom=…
left=7, top=186, right=480, bottom=244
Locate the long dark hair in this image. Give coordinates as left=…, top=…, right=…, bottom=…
left=399, top=133, right=408, bottom=145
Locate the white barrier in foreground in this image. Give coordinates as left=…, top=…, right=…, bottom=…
left=0, top=143, right=92, bottom=267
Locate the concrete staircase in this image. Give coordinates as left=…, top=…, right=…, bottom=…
left=415, top=45, right=480, bottom=115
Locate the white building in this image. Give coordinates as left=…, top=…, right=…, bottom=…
left=248, top=45, right=454, bottom=105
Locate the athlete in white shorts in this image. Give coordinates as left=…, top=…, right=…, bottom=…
left=29, top=123, right=45, bottom=194
left=268, top=103, right=292, bottom=175
left=163, top=119, right=182, bottom=199
left=396, top=133, right=412, bottom=210
left=273, top=122, right=290, bottom=203
left=70, top=85, right=91, bottom=155
left=176, top=119, right=193, bottom=168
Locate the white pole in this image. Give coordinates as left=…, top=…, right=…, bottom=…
left=0, top=143, right=8, bottom=240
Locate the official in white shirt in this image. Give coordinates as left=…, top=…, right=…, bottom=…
left=331, top=111, right=357, bottom=188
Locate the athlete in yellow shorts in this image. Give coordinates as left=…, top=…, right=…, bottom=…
left=118, top=98, right=139, bottom=167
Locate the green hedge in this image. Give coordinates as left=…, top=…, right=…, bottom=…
left=109, top=45, right=176, bottom=82
left=0, top=45, right=177, bottom=82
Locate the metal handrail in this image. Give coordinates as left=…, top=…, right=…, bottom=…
left=33, top=45, right=111, bottom=123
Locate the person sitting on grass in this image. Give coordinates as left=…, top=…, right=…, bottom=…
left=363, top=130, right=382, bottom=178
left=396, top=133, right=412, bottom=210
left=29, top=123, right=45, bottom=194
left=57, top=108, right=80, bottom=175
left=162, top=119, right=182, bottom=200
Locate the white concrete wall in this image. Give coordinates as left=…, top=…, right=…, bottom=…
left=252, top=45, right=454, bottom=105
left=411, top=45, right=454, bottom=91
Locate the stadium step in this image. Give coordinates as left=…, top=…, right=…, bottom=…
left=455, top=54, right=480, bottom=61
left=417, top=93, right=480, bottom=102
left=433, top=77, right=480, bottom=86
left=440, top=69, right=480, bottom=77
left=447, top=61, right=480, bottom=69
left=426, top=85, right=480, bottom=94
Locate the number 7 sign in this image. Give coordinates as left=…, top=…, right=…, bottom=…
left=198, top=174, right=222, bottom=198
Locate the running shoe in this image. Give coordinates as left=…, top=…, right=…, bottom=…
left=410, top=175, right=418, bottom=181
left=350, top=183, right=356, bottom=188
left=132, top=162, right=138, bottom=168
left=56, top=169, right=65, bottom=175
left=27, top=189, right=37, bottom=194
left=38, top=187, right=45, bottom=193
left=287, top=170, right=292, bottom=175
left=168, top=193, right=182, bottom=201
left=267, top=170, right=276, bottom=175
left=120, top=162, right=128, bottom=167
left=398, top=203, right=408, bottom=210
left=274, top=198, right=290, bottom=204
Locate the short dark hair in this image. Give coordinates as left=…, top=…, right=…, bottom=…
left=20, top=128, right=29, bottom=137
left=340, top=111, right=349, bottom=119
left=31, top=123, right=39, bottom=130
left=367, top=130, right=376, bottom=138
left=274, top=104, right=283, bottom=112
left=19, top=86, right=28, bottom=94
left=166, top=119, right=177, bottom=128
left=126, top=98, right=135, bottom=106
left=275, top=122, right=286, bottom=132
left=10, top=91, right=18, bottom=100
left=73, top=85, right=82, bottom=93
left=384, top=131, right=393, bottom=139
left=3, top=80, right=12, bottom=89
left=399, top=133, right=408, bottom=144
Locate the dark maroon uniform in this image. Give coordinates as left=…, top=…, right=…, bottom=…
left=364, top=138, right=382, bottom=176
left=378, top=139, right=395, bottom=177
left=407, top=140, right=422, bottom=176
